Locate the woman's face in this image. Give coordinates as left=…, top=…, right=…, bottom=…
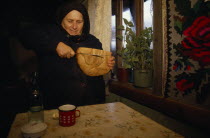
left=61, top=10, right=84, bottom=36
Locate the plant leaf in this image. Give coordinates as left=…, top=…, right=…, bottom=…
left=116, top=35, right=123, bottom=41
left=128, top=21, right=134, bottom=27
left=123, top=18, right=129, bottom=25
left=117, top=25, right=125, bottom=30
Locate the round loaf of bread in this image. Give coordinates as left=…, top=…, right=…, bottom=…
left=76, top=47, right=111, bottom=76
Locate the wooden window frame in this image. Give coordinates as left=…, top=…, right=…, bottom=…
left=114, top=0, right=165, bottom=96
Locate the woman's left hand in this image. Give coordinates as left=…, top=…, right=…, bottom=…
left=107, top=56, right=115, bottom=69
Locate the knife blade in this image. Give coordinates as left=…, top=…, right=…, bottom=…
left=76, top=53, right=110, bottom=58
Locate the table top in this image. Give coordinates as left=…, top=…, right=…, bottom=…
left=8, top=102, right=183, bottom=138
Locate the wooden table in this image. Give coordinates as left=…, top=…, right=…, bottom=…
left=8, top=102, right=183, bottom=138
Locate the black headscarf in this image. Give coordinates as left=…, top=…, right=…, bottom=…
left=55, top=1, right=90, bottom=41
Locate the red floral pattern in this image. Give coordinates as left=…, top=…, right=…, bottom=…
left=166, top=0, right=210, bottom=101
left=181, top=16, right=210, bottom=67
left=176, top=79, right=194, bottom=92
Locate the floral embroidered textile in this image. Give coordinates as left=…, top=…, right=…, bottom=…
left=165, top=0, right=210, bottom=106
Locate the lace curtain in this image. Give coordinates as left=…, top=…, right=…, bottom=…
left=88, top=0, right=112, bottom=52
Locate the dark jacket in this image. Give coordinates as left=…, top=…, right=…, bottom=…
left=18, top=24, right=105, bottom=109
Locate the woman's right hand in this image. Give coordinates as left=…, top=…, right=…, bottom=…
left=56, top=42, right=75, bottom=58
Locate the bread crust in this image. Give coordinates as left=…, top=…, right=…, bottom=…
left=76, top=47, right=111, bottom=76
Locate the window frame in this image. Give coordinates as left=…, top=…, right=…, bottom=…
left=114, top=0, right=166, bottom=96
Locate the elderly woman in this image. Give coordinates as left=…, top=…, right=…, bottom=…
left=19, top=1, right=115, bottom=109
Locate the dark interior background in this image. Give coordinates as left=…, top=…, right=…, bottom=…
left=1, top=0, right=85, bottom=85
left=0, top=1, right=85, bottom=138
left=0, top=0, right=136, bottom=137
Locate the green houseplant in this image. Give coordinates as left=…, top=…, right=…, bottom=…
left=116, top=24, right=135, bottom=82
left=116, top=46, right=134, bottom=82
left=116, top=18, right=153, bottom=87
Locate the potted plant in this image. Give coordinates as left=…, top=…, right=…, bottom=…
left=117, top=21, right=134, bottom=83
left=116, top=38, right=135, bottom=83
left=116, top=18, right=153, bottom=87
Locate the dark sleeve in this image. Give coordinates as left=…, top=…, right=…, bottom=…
left=78, top=34, right=103, bottom=50
left=18, top=24, right=63, bottom=54
left=93, top=35, right=103, bottom=50
left=96, top=39, right=103, bottom=50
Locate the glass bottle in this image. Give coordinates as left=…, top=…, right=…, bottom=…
left=28, top=72, right=44, bottom=123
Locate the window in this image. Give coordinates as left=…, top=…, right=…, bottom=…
left=144, top=0, right=153, bottom=28
left=111, top=0, right=165, bottom=95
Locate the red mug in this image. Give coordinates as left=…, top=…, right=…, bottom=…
left=58, top=104, right=80, bottom=127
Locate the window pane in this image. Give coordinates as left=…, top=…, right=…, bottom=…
left=123, top=0, right=135, bottom=47
left=144, top=0, right=153, bottom=28
left=144, top=0, right=153, bottom=49
left=111, top=15, right=116, bottom=53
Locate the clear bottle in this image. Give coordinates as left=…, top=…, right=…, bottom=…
left=28, top=72, right=44, bottom=123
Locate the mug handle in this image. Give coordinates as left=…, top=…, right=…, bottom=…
left=76, top=110, right=80, bottom=118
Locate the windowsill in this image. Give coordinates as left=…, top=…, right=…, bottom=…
left=108, top=80, right=210, bottom=131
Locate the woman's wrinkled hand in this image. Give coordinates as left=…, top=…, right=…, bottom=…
left=56, top=42, right=75, bottom=58
left=107, top=55, right=115, bottom=69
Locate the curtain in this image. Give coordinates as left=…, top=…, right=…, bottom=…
left=88, top=0, right=112, bottom=52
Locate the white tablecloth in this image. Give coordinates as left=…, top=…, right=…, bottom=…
left=8, top=102, right=183, bottom=138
